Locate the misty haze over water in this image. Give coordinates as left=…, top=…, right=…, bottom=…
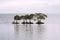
left=0, top=14, right=60, bottom=40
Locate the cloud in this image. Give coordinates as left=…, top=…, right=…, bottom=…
left=0, top=0, right=60, bottom=14
left=0, top=0, right=48, bottom=13
left=0, top=0, right=47, bottom=8
left=48, top=0, right=60, bottom=6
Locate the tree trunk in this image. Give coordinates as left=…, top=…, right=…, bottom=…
left=38, top=19, right=41, bottom=22
left=26, top=19, right=27, bottom=22
left=23, top=19, right=25, bottom=22
left=29, top=19, right=33, bottom=24
left=29, top=19, right=31, bottom=22
left=16, top=20, right=18, bottom=22
left=13, top=20, right=19, bottom=24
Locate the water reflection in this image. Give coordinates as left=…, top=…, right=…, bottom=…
left=14, top=24, right=19, bottom=40
left=14, top=24, right=19, bottom=34
left=37, top=24, right=45, bottom=34
left=25, top=24, right=33, bottom=32
left=36, top=24, right=45, bottom=40
left=23, top=24, right=33, bottom=40
left=13, top=24, right=45, bottom=40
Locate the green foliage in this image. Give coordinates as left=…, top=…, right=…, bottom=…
left=14, top=13, right=47, bottom=21
left=27, top=14, right=34, bottom=19
left=35, top=13, right=47, bottom=20
left=14, top=15, right=21, bottom=20
left=21, top=14, right=34, bottom=20
left=21, top=16, right=25, bottom=19
left=24, top=14, right=29, bottom=20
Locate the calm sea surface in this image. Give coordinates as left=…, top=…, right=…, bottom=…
left=0, top=14, right=60, bottom=40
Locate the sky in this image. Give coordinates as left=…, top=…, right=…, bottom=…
left=0, top=0, right=60, bottom=14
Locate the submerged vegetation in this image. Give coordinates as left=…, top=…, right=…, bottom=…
left=12, top=13, right=47, bottom=24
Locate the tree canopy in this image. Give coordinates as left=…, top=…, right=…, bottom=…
left=13, top=13, right=47, bottom=24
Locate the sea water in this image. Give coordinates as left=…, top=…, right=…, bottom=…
left=0, top=14, right=60, bottom=40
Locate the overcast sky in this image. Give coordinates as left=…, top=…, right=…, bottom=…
left=0, top=0, right=60, bottom=14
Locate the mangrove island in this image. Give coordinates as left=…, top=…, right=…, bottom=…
left=12, top=13, right=47, bottom=24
